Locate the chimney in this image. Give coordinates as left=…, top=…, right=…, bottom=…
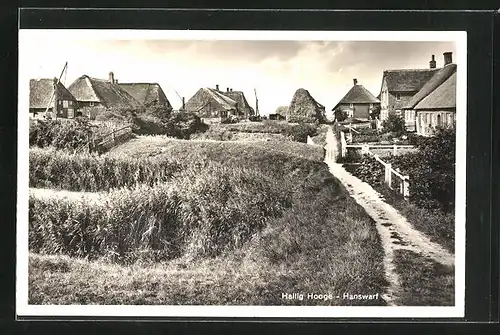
left=109, top=71, right=115, bottom=83
left=216, top=84, right=219, bottom=91
left=230, top=88, right=233, bottom=92
left=53, top=77, right=58, bottom=87
left=114, top=79, right=118, bottom=84
left=429, top=54, right=436, bottom=69
left=443, top=52, right=453, bottom=66
left=353, top=78, right=358, bottom=85
left=227, top=87, right=230, bottom=92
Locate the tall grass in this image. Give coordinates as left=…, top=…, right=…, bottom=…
left=29, top=161, right=388, bottom=306
left=29, top=147, right=184, bottom=192
left=29, top=162, right=294, bottom=262
left=31, top=140, right=325, bottom=192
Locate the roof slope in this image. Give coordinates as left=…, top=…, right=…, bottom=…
left=383, top=69, right=439, bottom=92
left=404, top=64, right=457, bottom=110
left=119, top=83, right=172, bottom=109
left=333, top=84, right=379, bottom=110
left=68, top=75, right=140, bottom=109
left=30, top=78, right=77, bottom=109
left=205, top=88, right=237, bottom=109
left=414, top=72, right=456, bottom=110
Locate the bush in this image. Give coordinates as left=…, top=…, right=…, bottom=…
left=29, top=118, right=94, bottom=151
left=352, top=127, right=455, bottom=213
left=282, top=123, right=318, bottom=143
left=382, top=114, right=405, bottom=134
left=334, top=109, right=348, bottom=122
left=131, top=111, right=208, bottom=139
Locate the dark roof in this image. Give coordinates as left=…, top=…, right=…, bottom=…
left=404, top=64, right=457, bottom=110
left=383, top=69, right=439, bottom=93
left=30, top=78, right=77, bottom=109
left=222, top=90, right=254, bottom=112
left=118, top=83, right=172, bottom=109
left=414, top=72, right=456, bottom=110
left=68, top=75, right=140, bottom=109
left=333, top=84, right=380, bottom=110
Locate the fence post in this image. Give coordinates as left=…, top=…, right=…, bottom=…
left=386, top=163, right=392, bottom=188
left=403, top=176, right=410, bottom=199
left=393, top=144, right=397, bottom=156
left=340, top=131, right=347, bottom=158
left=361, top=144, right=369, bottom=155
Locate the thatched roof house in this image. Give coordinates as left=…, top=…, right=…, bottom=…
left=118, top=82, right=172, bottom=110
left=68, top=72, right=140, bottom=110
left=403, top=52, right=457, bottom=136
left=185, top=85, right=254, bottom=121
left=379, top=55, right=442, bottom=125
left=332, top=79, right=380, bottom=120
left=29, top=78, right=78, bottom=118
left=223, top=89, right=255, bottom=118
left=287, top=88, right=325, bottom=122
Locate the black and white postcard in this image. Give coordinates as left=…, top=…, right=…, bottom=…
left=17, top=29, right=467, bottom=319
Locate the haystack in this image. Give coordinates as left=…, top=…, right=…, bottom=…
left=286, top=88, right=325, bottom=122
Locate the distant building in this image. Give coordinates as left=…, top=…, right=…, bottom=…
left=118, top=82, right=172, bottom=110
left=29, top=78, right=78, bottom=118
left=333, top=79, right=380, bottom=120
left=379, top=55, right=440, bottom=128
left=185, top=85, right=254, bottom=123
left=68, top=72, right=141, bottom=118
left=403, top=52, right=457, bottom=136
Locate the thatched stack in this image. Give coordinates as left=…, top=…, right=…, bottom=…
left=286, top=88, right=325, bottom=122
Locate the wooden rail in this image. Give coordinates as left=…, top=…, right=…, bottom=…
left=339, top=130, right=410, bottom=199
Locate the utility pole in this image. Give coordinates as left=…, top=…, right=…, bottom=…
left=44, top=62, right=68, bottom=119
left=254, top=88, right=259, bottom=117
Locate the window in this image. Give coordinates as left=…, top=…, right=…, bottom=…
left=89, top=102, right=94, bottom=107
left=370, top=103, right=373, bottom=109
left=349, top=103, right=353, bottom=108
left=437, top=114, right=442, bottom=127
left=58, top=100, right=62, bottom=105
left=69, top=101, right=73, bottom=106
left=63, top=100, right=69, bottom=108
left=395, top=93, right=401, bottom=101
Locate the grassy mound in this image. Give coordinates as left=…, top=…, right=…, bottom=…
left=29, top=163, right=387, bottom=305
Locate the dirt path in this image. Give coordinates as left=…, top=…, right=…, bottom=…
left=323, top=128, right=454, bottom=305
left=29, top=188, right=104, bottom=204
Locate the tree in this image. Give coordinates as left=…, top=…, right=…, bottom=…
left=381, top=113, right=405, bottom=133
left=334, top=108, right=348, bottom=122
left=370, top=105, right=381, bottom=120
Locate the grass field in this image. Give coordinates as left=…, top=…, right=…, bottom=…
left=28, top=137, right=388, bottom=305
left=393, top=249, right=454, bottom=306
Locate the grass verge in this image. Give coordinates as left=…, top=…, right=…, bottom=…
left=393, top=249, right=454, bottom=306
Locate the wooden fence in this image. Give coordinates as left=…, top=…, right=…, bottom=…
left=95, top=125, right=133, bottom=152
left=339, top=130, right=411, bottom=199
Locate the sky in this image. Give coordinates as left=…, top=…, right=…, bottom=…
left=20, top=31, right=457, bottom=118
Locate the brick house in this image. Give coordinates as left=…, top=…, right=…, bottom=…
left=333, top=79, right=380, bottom=121
left=403, top=52, right=457, bottom=136
left=379, top=56, right=439, bottom=129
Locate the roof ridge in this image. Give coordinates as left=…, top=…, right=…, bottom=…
left=384, top=68, right=440, bottom=72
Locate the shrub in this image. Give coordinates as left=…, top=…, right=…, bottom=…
left=29, top=118, right=94, bottom=151
left=282, top=123, right=318, bottom=143
left=131, top=111, right=208, bottom=139
left=334, top=109, right=349, bottom=122
left=382, top=114, right=405, bottom=134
